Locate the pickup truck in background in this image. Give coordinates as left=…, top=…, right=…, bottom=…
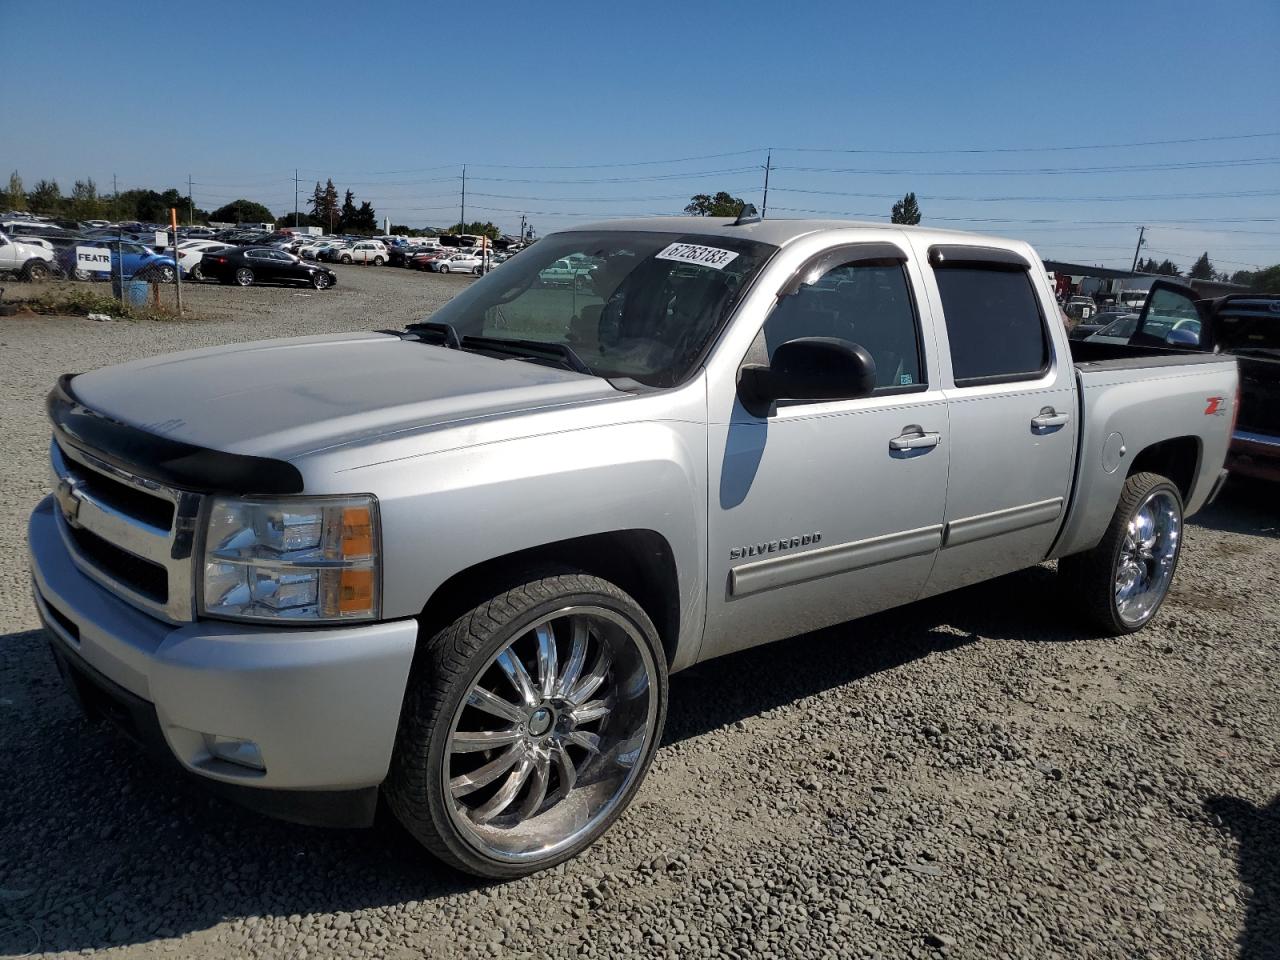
left=28, top=216, right=1237, bottom=878
left=0, top=228, right=56, bottom=280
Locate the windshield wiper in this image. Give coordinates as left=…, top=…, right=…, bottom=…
left=403, top=320, right=462, bottom=348
left=461, top=335, right=593, bottom=375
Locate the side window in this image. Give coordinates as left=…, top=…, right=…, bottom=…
left=934, top=267, right=1048, bottom=386
left=1134, top=286, right=1203, bottom=347
left=756, top=260, right=925, bottom=392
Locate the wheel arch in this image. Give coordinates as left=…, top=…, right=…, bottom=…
left=418, top=529, right=681, bottom=668
left=1127, top=435, right=1201, bottom=504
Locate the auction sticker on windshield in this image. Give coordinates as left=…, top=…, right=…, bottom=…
left=655, top=242, right=740, bottom=270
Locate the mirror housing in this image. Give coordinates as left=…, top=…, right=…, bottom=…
left=738, top=337, right=877, bottom=416
left=1164, top=326, right=1199, bottom=347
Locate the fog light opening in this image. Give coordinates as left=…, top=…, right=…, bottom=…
left=202, top=733, right=265, bottom=771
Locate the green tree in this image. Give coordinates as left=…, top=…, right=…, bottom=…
left=350, top=200, right=378, bottom=234
left=448, top=221, right=501, bottom=241
left=684, top=191, right=746, bottom=217
left=207, top=199, right=275, bottom=224
left=27, top=179, right=61, bottom=213
left=1155, top=259, right=1180, bottom=276
left=1230, top=269, right=1255, bottom=286
left=338, top=190, right=358, bottom=231
left=1188, top=252, right=1215, bottom=280
left=890, top=192, right=922, bottom=225
left=308, top=179, right=340, bottom=232
left=5, top=171, right=25, bottom=210
left=1247, top=264, right=1280, bottom=292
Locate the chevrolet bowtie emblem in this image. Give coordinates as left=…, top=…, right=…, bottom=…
left=55, top=479, right=82, bottom=526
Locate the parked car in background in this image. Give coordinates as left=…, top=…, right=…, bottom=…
left=338, top=240, right=389, bottom=265
left=0, top=229, right=56, bottom=280
left=317, top=241, right=352, bottom=263
left=175, top=241, right=233, bottom=280
left=433, top=251, right=484, bottom=274
left=199, top=246, right=337, bottom=289
left=409, top=250, right=450, bottom=271
left=1085, top=311, right=1202, bottom=347
left=537, top=257, right=595, bottom=287
left=57, top=240, right=177, bottom=283
left=1070, top=309, right=1136, bottom=341
left=1215, top=294, right=1280, bottom=482
left=1065, top=296, right=1097, bottom=321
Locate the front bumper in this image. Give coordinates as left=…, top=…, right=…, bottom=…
left=29, top=497, right=417, bottom=813
left=1227, top=430, right=1280, bottom=483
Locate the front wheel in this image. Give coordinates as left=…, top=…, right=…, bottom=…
left=23, top=260, right=50, bottom=282
left=311, top=271, right=331, bottom=290
left=234, top=267, right=255, bottom=287
left=1059, top=471, right=1184, bottom=635
left=73, top=267, right=92, bottom=282
left=438, top=264, right=450, bottom=273
left=386, top=572, right=668, bottom=879
left=340, top=254, right=352, bottom=264
left=155, top=264, right=176, bottom=284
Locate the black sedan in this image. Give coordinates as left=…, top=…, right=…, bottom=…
left=200, top=247, right=338, bottom=289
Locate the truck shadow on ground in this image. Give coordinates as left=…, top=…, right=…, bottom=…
left=1203, top=794, right=1280, bottom=959
left=0, top=483, right=1262, bottom=955
left=1191, top=476, right=1279, bottom=540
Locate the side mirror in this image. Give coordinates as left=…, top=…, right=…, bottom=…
left=738, top=337, right=877, bottom=416
left=1165, top=327, right=1200, bottom=347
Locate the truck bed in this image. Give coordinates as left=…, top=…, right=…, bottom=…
left=1050, top=340, right=1238, bottom=561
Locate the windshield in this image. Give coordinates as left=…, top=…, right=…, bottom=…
left=422, top=230, right=775, bottom=386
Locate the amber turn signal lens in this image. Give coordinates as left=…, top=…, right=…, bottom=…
left=339, top=568, right=375, bottom=614
left=342, top=507, right=373, bottom=558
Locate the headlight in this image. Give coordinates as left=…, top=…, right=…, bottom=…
left=200, top=495, right=380, bottom=623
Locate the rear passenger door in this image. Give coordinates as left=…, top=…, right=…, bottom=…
left=916, top=243, right=1077, bottom=596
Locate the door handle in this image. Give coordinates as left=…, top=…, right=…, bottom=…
left=889, top=429, right=942, bottom=451
left=1031, top=408, right=1070, bottom=430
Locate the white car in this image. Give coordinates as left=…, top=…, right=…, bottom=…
left=175, top=241, right=232, bottom=281
left=0, top=229, right=56, bottom=280
left=337, top=240, right=388, bottom=265
left=433, top=251, right=485, bottom=275
left=296, top=239, right=333, bottom=260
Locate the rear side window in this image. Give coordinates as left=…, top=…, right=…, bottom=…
left=934, top=267, right=1049, bottom=386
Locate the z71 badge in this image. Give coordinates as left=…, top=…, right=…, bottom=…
left=730, top=532, right=821, bottom=562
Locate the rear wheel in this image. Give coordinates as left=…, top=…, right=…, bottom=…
left=386, top=572, right=667, bottom=878
left=73, top=267, right=92, bottom=282
left=1059, top=471, right=1184, bottom=635
left=373, top=255, right=384, bottom=266
left=234, top=267, right=254, bottom=287
left=189, top=263, right=204, bottom=282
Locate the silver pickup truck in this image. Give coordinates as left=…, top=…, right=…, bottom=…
left=28, top=215, right=1237, bottom=878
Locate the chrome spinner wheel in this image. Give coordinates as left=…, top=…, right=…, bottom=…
left=443, top=605, right=658, bottom=864
left=1114, top=489, right=1181, bottom=626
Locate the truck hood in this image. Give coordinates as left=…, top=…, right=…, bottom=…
left=69, top=332, right=620, bottom=460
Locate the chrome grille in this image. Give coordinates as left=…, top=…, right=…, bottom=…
left=50, top=440, right=202, bottom=622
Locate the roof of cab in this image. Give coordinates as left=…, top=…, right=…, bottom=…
left=566, top=216, right=1011, bottom=249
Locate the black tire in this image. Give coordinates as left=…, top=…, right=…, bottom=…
left=234, top=267, right=254, bottom=287
left=1059, top=471, right=1184, bottom=636
left=156, top=264, right=177, bottom=284
left=23, top=260, right=50, bottom=282
left=385, top=572, right=668, bottom=879
left=340, top=254, right=352, bottom=264
left=189, top=263, right=204, bottom=282
left=438, top=264, right=450, bottom=274
left=311, top=271, right=331, bottom=290
left=373, top=256, right=384, bottom=266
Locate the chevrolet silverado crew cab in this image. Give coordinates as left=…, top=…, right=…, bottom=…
left=29, top=215, right=1237, bottom=878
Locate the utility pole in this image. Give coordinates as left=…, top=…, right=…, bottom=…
left=459, top=164, right=467, bottom=232
left=187, top=174, right=194, bottom=225
left=293, top=169, right=301, bottom=228
left=761, top=148, right=772, bottom=219
left=1130, top=225, right=1146, bottom=273
left=113, top=173, right=118, bottom=221
left=519, top=213, right=526, bottom=243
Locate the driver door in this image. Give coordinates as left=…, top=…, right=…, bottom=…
left=703, top=244, right=950, bottom=659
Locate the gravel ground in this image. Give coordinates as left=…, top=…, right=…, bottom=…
left=0, top=268, right=1277, bottom=959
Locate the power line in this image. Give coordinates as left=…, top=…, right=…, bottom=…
left=772, top=186, right=1280, bottom=204
left=777, top=157, right=1280, bottom=177
left=773, top=131, right=1280, bottom=155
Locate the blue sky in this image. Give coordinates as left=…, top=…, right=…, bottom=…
left=4, top=0, right=1278, bottom=271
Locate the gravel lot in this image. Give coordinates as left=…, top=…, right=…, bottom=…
left=1, top=266, right=1277, bottom=959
